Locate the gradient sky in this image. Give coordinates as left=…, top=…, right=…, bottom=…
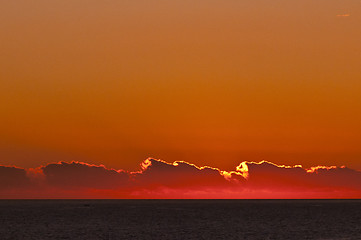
left=1, top=0, right=361, bottom=172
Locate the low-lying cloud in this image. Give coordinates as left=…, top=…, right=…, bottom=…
left=1, top=158, right=361, bottom=198
left=0, top=165, right=30, bottom=189
left=43, top=162, right=129, bottom=189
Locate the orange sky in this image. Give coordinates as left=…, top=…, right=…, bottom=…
left=1, top=0, right=361, bottom=171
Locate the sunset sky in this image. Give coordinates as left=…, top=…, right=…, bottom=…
left=1, top=0, right=361, bottom=198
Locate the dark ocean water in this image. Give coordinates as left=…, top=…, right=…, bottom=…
left=0, top=200, right=360, bottom=240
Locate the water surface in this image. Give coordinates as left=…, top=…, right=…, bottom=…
left=0, top=200, right=360, bottom=239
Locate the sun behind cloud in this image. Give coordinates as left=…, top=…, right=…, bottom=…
left=1, top=158, right=361, bottom=199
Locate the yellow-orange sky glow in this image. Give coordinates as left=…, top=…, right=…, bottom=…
left=1, top=0, right=361, bottom=172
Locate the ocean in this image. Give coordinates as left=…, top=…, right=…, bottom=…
left=0, top=200, right=360, bottom=239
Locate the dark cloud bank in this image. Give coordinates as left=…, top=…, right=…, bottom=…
left=1, top=158, right=361, bottom=198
